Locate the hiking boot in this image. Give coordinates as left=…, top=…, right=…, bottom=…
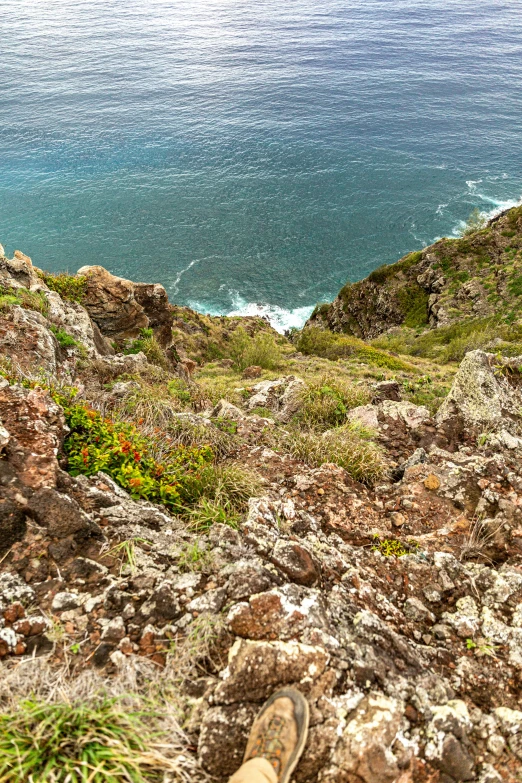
left=243, top=688, right=309, bottom=783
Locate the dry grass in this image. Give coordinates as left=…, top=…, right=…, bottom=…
left=293, top=373, right=370, bottom=431
left=0, top=656, right=208, bottom=783
left=278, top=422, right=388, bottom=485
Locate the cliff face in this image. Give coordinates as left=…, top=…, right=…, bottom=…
left=308, top=205, right=522, bottom=340
left=1, top=247, right=522, bottom=783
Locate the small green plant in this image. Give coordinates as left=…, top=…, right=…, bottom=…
left=39, top=271, right=87, bottom=303
left=125, top=328, right=167, bottom=368
left=0, top=697, right=176, bottom=783
left=106, top=537, right=151, bottom=575
left=49, top=325, right=86, bottom=356
left=371, top=536, right=418, bottom=557
left=465, top=637, right=499, bottom=658
left=177, top=540, right=213, bottom=571
left=229, top=327, right=282, bottom=371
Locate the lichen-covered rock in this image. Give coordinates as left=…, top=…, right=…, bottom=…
left=246, top=377, right=306, bottom=422
left=0, top=306, right=58, bottom=374
left=436, top=350, right=522, bottom=440
left=325, top=693, right=403, bottom=783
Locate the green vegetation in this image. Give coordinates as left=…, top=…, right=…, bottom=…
left=39, top=271, right=87, bottom=304
left=372, top=317, right=522, bottom=363
left=0, top=285, right=48, bottom=315
left=49, top=325, right=87, bottom=357
left=106, top=537, right=151, bottom=575
left=124, top=328, right=167, bottom=368
left=0, top=697, right=176, bottom=783
left=371, top=536, right=418, bottom=557
left=62, top=398, right=215, bottom=511
left=229, top=327, right=283, bottom=371
left=293, top=373, right=369, bottom=431
left=397, top=284, right=429, bottom=328
left=279, top=422, right=387, bottom=486
left=297, top=327, right=415, bottom=371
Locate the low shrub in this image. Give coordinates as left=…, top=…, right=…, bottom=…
left=229, top=327, right=282, bottom=371
left=125, top=328, right=167, bottom=368
left=293, top=374, right=370, bottom=431
left=279, top=422, right=387, bottom=485
left=60, top=399, right=214, bottom=511
left=39, top=271, right=87, bottom=303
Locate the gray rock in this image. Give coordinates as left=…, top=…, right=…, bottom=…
left=52, top=592, right=83, bottom=612
left=436, top=350, right=522, bottom=440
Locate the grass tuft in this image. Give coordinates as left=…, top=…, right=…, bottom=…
left=293, top=373, right=370, bottom=431
left=0, top=697, right=178, bottom=783
left=279, top=422, right=387, bottom=485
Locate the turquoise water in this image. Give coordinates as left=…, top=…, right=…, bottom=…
left=1, top=1, right=522, bottom=330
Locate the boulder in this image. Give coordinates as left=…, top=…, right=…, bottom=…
left=246, top=376, right=305, bottom=423
left=77, top=266, right=173, bottom=348
left=0, top=307, right=58, bottom=375
left=436, top=350, right=522, bottom=441
left=76, top=266, right=149, bottom=340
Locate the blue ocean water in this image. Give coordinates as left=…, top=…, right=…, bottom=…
left=1, top=0, right=522, bottom=331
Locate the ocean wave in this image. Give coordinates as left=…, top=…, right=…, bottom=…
left=186, top=291, right=315, bottom=333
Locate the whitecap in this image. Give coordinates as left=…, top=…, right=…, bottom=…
left=186, top=291, right=315, bottom=333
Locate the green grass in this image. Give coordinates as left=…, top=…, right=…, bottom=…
left=0, top=698, right=175, bottom=783
left=297, top=327, right=415, bottom=372
left=293, top=373, right=370, bottom=431
left=0, top=285, right=48, bottom=315
left=39, top=272, right=87, bottom=304
left=278, top=422, right=387, bottom=486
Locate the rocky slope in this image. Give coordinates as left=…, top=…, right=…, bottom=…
left=307, top=205, right=522, bottom=343
left=1, top=247, right=522, bottom=782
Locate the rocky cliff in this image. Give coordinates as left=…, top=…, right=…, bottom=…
left=1, top=245, right=522, bottom=783
left=307, top=205, right=522, bottom=344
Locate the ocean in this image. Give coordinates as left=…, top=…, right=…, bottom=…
left=1, top=0, right=522, bottom=331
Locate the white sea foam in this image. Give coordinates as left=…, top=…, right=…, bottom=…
left=171, top=259, right=200, bottom=295
left=451, top=188, right=522, bottom=237
left=186, top=291, right=315, bottom=334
